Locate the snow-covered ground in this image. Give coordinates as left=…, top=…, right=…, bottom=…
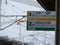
left=0, top=0, right=55, bottom=45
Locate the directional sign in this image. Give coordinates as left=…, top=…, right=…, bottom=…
left=27, top=11, right=56, bottom=31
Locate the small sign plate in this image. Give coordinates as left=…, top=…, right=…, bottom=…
left=27, top=11, right=56, bottom=31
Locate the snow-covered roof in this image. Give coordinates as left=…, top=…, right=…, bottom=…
left=11, top=0, right=42, bottom=8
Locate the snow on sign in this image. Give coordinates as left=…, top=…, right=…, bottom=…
left=27, top=11, right=56, bottom=31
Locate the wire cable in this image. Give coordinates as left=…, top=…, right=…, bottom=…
left=0, top=16, right=26, bottom=30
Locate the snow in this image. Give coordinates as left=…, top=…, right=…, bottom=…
left=0, top=0, right=55, bottom=45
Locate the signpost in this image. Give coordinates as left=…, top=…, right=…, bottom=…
left=27, top=11, right=56, bottom=31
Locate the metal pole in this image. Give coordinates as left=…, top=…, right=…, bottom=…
left=19, top=23, right=24, bottom=45
left=44, top=31, right=46, bottom=45
left=0, top=0, right=1, bottom=30
left=56, top=0, right=60, bottom=45
left=33, top=31, right=34, bottom=45
left=19, top=23, right=21, bottom=41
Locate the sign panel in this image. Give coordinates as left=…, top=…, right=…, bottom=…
left=27, top=11, right=56, bottom=31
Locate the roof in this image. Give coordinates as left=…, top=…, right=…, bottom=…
left=11, top=0, right=43, bottom=8
left=37, top=0, right=55, bottom=11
